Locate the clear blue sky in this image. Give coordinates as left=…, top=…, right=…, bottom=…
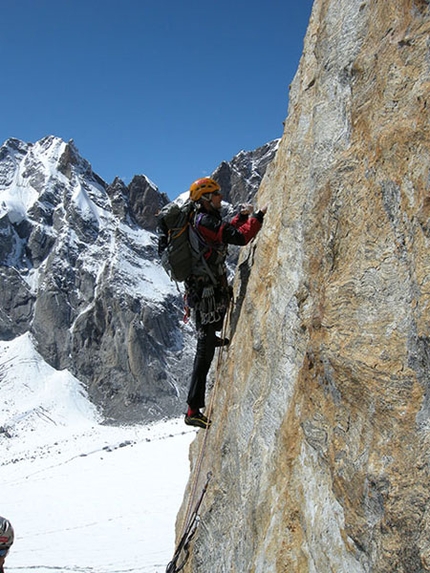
left=1, top=0, right=314, bottom=198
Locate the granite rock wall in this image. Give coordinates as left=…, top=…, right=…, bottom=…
left=178, top=1, right=430, bottom=571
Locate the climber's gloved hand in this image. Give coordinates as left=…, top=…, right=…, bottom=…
left=239, top=203, right=254, bottom=216
left=254, top=204, right=268, bottom=222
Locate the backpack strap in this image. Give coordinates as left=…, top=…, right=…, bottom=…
left=189, top=213, right=218, bottom=286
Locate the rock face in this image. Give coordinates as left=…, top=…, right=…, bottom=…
left=177, top=1, right=430, bottom=572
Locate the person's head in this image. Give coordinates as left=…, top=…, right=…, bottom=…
left=189, top=178, right=222, bottom=210
left=0, top=517, right=14, bottom=565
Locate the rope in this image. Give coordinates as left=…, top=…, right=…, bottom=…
left=182, top=297, right=231, bottom=524
left=165, top=471, right=212, bottom=573
left=165, top=299, right=232, bottom=573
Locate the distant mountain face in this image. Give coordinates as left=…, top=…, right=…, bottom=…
left=0, top=135, right=278, bottom=423
left=212, top=139, right=279, bottom=207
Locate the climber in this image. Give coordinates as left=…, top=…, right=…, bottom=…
left=0, top=517, right=14, bottom=573
left=183, top=177, right=267, bottom=429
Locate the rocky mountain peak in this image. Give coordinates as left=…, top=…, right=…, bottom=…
left=58, top=139, right=94, bottom=180
left=211, top=139, right=279, bottom=206
left=127, top=174, right=169, bottom=231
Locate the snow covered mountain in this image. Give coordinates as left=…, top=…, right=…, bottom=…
left=0, top=135, right=278, bottom=424
left=0, top=135, right=191, bottom=424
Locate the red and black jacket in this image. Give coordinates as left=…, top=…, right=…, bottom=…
left=191, top=207, right=264, bottom=277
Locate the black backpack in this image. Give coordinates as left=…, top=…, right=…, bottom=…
left=157, top=200, right=217, bottom=284
left=157, top=199, right=195, bottom=282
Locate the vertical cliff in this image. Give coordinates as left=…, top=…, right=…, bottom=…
left=177, top=0, right=430, bottom=571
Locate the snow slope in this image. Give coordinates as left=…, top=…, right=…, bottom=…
left=0, top=334, right=195, bottom=573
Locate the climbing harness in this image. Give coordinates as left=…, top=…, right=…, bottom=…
left=165, top=300, right=232, bottom=573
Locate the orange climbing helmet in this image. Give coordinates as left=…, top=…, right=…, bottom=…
left=189, top=177, right=221, bottom=202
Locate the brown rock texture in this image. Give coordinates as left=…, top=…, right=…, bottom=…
left=176, top=0, right=430, bottom=571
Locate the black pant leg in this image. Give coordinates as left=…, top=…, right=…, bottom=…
left=187, top=320, right=217, bottom=410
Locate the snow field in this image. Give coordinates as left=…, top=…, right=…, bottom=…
left=3, top=421, right=195, bottom=573
left=0, top=335, right=196, bottom=573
